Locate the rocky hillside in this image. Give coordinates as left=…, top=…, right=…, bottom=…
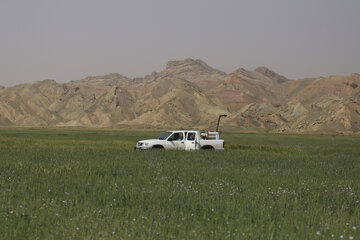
left=1, top=58, right=360, bottom=134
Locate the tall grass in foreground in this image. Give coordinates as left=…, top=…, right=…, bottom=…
left=0, top=129, right=359, bottom=239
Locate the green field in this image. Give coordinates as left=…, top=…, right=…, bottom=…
left=0, top=129, right=359, bottom=239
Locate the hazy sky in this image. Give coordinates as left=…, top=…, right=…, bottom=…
left=1, top=0, right=359, bottom=86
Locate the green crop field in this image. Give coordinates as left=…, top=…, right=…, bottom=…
left=0, top=129, right=359, bottom=239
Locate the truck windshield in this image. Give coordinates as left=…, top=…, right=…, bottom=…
left=158, top=131, right=172, bottom=140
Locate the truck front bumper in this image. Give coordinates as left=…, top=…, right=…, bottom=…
left=134, top=145, right=152, bottom=150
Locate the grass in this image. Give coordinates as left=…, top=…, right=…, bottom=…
left=0, top=128, right=359, bottom=239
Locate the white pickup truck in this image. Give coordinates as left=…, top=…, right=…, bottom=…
left=135, top=130, right=224, bottom=150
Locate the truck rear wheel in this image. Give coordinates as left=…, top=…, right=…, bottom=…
left=201, top=145, right=214, bottom=150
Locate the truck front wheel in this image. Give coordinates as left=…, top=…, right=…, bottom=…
left=152, top=145, right=164, bottom=150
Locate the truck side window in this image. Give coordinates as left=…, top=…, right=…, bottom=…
left=187, top=132, right=195, bottom=141
left=168, top=132, right=183, bottom=141
left=177, top=133, right=183, bottom=141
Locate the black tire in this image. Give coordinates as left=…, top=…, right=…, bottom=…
left=152, top=145, right=164, bottom=150
left=201, top=145, right=214, bottom=150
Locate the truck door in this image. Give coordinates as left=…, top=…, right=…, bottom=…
left=167, top=132, right=185, bottom=150
left=185, top=131, right=198, bottom=150
left=175, top=132, right=186, bottom=150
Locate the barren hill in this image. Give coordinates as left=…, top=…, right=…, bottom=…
left=0, top=59, right=359, bottom=134
left=232, top=66, right=289, bottom=87
left=68, top=73, right=131, bottom=86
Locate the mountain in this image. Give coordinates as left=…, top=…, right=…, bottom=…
left=67, top=73, right=131, bottom=86
left=270, top=74, right=360, bottom=103
left=205, top=74, right=276, bottom=112
left=232, top=66, right=289, bottom=87
left=163, top=59, right=226, bottom=81
left=0, top=59, right=359, bottom=134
